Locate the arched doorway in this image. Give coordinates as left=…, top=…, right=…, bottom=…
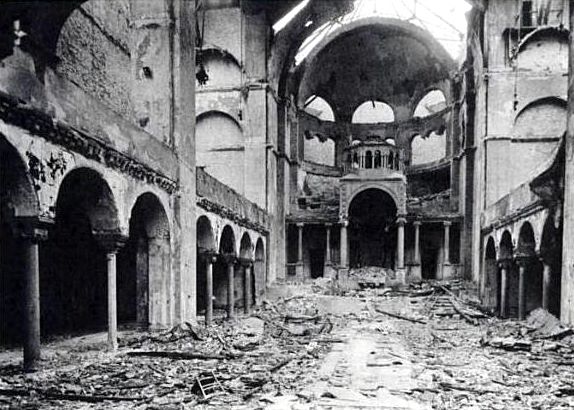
left=517, top=222, right=542, bottom=316
left=0, top=136, right=41, bottom=347
left=239, top=233, right=254, bottom=311
left=118, top=193, right=171, bottom=330
left=254, top=238, right=266, bottom=305
left=483, top=237, right=498, bottom=312
left=216, top=226, right=236, bottom=311
left=348, top=189, right=397, bottom=269
left=540, top=216, right=562, bottom=316
left=41, top=168, right=120, bottom=337
left=196, top=216, right=216, bottom=316
left=499, top=230, right=516, bottom=317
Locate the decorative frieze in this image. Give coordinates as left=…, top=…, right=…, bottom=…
left=0, top=91, right=177, bottom=194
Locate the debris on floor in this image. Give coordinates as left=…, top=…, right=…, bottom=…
left=2, top=281, right=574, bottom=409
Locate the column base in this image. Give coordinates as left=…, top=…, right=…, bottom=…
left=395, top=268, right=406, bottom=284
left=324, top=263, right=336, bottom=279
left=442, top=263, right=453, bottom=280
left=409, top=264, right=422, bottom=282
left=295, top=263, right=304, bottom=281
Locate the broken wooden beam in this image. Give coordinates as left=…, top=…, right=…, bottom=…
left=127, top=350, right=241, bottom=360
left=374, top=307, right=427, bottom=324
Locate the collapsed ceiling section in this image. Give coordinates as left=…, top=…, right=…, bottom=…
left=270, top=0, right=471, bottom=119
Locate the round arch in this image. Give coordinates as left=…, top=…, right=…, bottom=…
left=499, top=230, right=514, bottom=260
left=41, top=167, right=119, bottom=337
left=540, top=216, right=562, bottom=316
left=254, top=237, right=266, bottom=304
left=239, top=232, right=253, bottom=260
left=348, top=188, right=397, bottom=269
left=197, top=215, right=216, bottom=253
left=413, top=89, right=447, bottom=118
left=219, top=225, right=237, bottom=255
left=196, top=111, right=245, bottom=194
left=483, top=236, right=499, bottom=313
left=118, top=192, right=171, bottom=329
left=352, top=101, right=395, bottom=124
left=304, top=95, right=336, bottom=121
left=517, top=221, right=543, bottom=315
left=0, top=135, right=41, bottom=346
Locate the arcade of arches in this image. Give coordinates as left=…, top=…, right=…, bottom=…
left=2, top=0, right=574, bottom=378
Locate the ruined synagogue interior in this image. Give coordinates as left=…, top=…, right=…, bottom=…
left=1, top=0, right=574, bottom=408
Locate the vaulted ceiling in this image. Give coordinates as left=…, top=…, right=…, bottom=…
left=294, top=18, right=455, bottom=121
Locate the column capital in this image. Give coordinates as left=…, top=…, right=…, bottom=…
left=413, top=220, right=422, bottom=227
left=221, top=253, right=237, bottom=265
left=296, top=222, right=305, bottom=228
left=443, top=221, right=452, bottom=227
left=396, top=217, right=407, bottom=226
left=497, top=258, right=513, bottom=269
left=325, top=223, right=333, bottom=228
left=95, top=231, right=128, bottom=253
left=514, top=254, right=533, bottom=267
left=239, top=257, right=254, bottom=267
left=12, top=216, right=53, bottom=243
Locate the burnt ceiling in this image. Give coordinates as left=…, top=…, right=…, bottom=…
left=294, top=18, right=455, bottom=120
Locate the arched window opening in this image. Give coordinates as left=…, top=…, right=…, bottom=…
left=196, top=112, right=245, bottom=194
left=365, top=151, right=373, bottom=169
left=352, top=101, right=395, bottom=124
left=352, top=152, right=359, bottom=168
left=411, top=132, right=446, bottom=165
left=414, top=90, right=447, bottom=118
left=304, top=95, right=335, bottom=121
left=304, top=136, right=336, bottom=166
left=374, top=150, right=382, bottom=168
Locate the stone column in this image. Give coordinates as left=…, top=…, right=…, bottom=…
left=411, top=220, right=422, bottom=281
left=325, top=223, right=332, bottom=265
left=498, top=259, right=510, bottom=318
left=561, top=0, right=574, bottom=324
left=96, top=233, right=127, bottom=351
left=243, top=259, right=254, bottom=315
left=296, top=223, right=304, bottom=279
left=541, top=256, right=552, bottom=311
left=516, top=257, right=528, bottom=320
left=15, top=218, right=50, bottom=372
left=340, top=220, right=349, bottom=269
left=414, top=221, right=422, bottom=264
left=443, top=221, right=451, bottom=265
left=396, top=217, right=406, bottom=270
left=205, top=254, right=217, bottom=326
left=224, top=255, right=236, bottom=320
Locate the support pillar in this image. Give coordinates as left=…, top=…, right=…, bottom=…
left=412, top=221, right=422, bottom=281
left=96, top=233, right=127, bottom=351
left=516, top=257, right=528, bottom=320
left=561, top=0, right=574, bottom=324
left=205, top=254, right=216, bottom=326
left=242, top=259, right=253, bottom=315
left=414, top=221, right=421, bottom=264
left=443, top=221, right=451, bottom=264
left=498, top=259, right=510, bottom=318
left=224, top=255, right=236, bottom=320
left=340, top=220, right=349, bottom=269
left=396, top=217, right=406, bottom=283
left=296, top=223, right=304, bottom=280
left=325, top=223, right=332, bottom=265
left=541, top=257, right=552, bottom=311
left=15, top=218, right=50, bottom=372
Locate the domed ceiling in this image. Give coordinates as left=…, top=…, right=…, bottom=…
left=295, top=19, right=455, bottom=120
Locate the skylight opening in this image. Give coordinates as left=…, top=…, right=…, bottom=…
left=273, top=0, right=311, bottom=34
left=295, top=0, right=472, bottom=66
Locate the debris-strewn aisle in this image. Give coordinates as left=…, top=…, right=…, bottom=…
left=2, top=281, right=574, bottom=409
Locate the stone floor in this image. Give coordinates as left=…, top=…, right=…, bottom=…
left=2, top=284, right=574, bottom=409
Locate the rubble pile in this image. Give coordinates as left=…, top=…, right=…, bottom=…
left=348, top=266, right=396, bottom=288
left=0, top=297, right=341, bottom=409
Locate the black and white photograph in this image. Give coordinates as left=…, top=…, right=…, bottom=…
left=0, top=0, right=573, bottom=408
